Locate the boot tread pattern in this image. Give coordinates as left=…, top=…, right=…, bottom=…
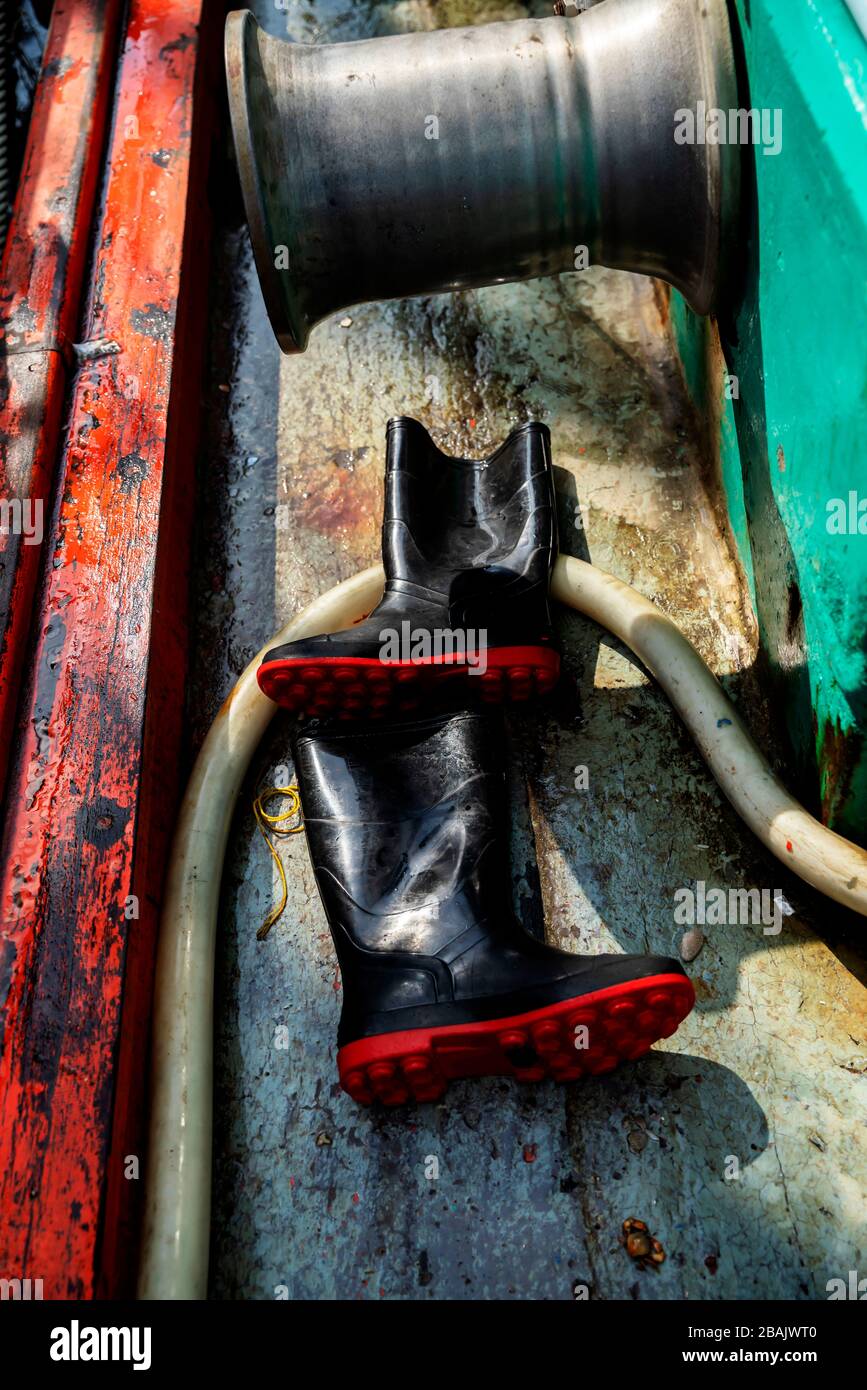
left=338, top=973, right=694, bottom=1106
left=259, top=646, right=560, bottom=714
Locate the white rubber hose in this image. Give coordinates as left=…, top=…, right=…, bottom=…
left=551, top=556, right=867, bottom=913
left=137, top=565, right=384, bottom=1300
left=138, top=555, right=867, bottom=1300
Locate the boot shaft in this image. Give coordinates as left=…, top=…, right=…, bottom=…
left=293, top=711, right=514, bottom=959
left=382, top=418, right=558, bottom=633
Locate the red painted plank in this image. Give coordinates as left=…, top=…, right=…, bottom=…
left=0, top=0, right=124, bottom=798
left=0, top=0, right=220, bottom=1298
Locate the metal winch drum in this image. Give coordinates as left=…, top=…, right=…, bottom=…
left=225, top=0, right=740, bottom=353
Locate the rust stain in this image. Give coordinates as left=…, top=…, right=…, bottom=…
left=289, top=450, right=381, bottom=539
left=820, top=716, right=860, bottom=832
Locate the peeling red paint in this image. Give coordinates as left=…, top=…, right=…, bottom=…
left=0, top=0, right=124, bottom=797
left=0, top=0, right=219, bottom=1299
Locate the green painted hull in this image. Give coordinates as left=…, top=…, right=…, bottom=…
left=672, top=0, right=867, bottom=842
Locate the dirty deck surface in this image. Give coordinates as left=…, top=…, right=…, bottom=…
left=190, top=0, right=867, bottom=1301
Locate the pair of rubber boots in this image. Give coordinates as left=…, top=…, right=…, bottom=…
left=260, top=419, right=694, bottom=1106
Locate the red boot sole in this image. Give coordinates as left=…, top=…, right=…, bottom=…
left=337, top=973, right=695, bottom=1105
left=257, top=645, right=560, bottom=714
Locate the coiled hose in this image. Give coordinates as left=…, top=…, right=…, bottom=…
left=138, top=558, right=867, bottom=1300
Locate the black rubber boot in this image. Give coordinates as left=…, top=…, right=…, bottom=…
left=292, top=710, right=694, bottom=1105
left=258, top=417, right=560, bottom=714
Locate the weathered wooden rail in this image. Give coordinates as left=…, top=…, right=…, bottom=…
left=0, top=0, right=222, bottom=1299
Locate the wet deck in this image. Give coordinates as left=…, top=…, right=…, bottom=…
left=191, top=0, right=867, bottom=1300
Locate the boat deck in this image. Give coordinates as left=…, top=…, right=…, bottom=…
left=191, top=0, right=867, bottom=1301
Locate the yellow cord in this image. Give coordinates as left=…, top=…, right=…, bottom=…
left=253, top=784, right=304, bottom=940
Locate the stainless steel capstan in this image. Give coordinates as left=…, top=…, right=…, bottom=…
left=225, top=0, right=740, bottom=353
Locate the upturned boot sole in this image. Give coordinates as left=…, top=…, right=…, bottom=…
left=258, top=644, right=560, bottom=714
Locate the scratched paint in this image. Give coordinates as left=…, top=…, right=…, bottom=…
left=0, top=0, right=124, bottom=797
left=670, top=0, right=867, bottom=844
left=200, top=0, right=867, bottom=1301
